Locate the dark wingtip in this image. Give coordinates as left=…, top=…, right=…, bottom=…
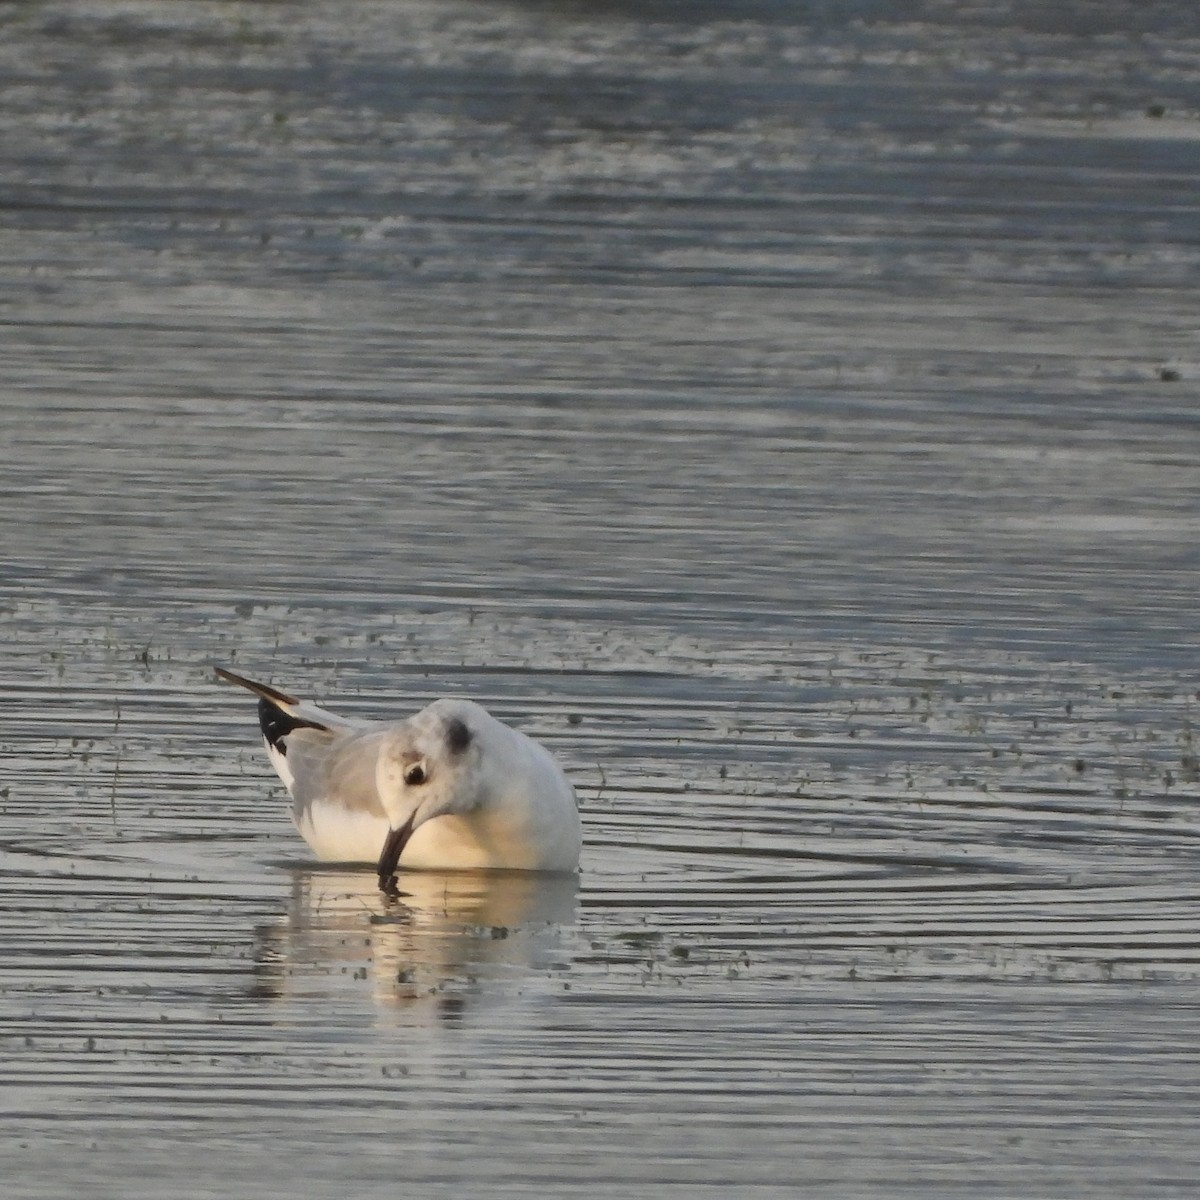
left=258, top=697, right=327, bottom=755
left=214, top=665, right=300, bottom=708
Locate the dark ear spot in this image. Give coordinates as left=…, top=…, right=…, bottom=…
left=445, top=716, right=472, bottom=756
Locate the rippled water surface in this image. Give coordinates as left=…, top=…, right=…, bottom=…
left=3, top=1, right=1200, bottom=1195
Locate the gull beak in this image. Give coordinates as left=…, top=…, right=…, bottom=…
left=377, top=812, right=418, bottom=897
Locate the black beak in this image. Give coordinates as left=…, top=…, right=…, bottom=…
left=377, top=812, right=417, bottom=897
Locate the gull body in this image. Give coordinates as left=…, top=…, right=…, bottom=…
left=216, top=668, right=581, bottom=882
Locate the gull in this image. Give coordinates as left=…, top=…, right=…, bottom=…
left=215, top=667, right=581, bottom=892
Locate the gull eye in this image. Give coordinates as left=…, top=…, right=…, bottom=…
left=403, top=762, right=427, bottom=787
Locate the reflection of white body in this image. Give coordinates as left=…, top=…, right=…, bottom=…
left=254, top=868, right=580, bottom=1026
left=216, top=668, right=581, bottom=872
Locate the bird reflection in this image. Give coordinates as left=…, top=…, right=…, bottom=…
left=251, top=866, right=578, bottom=1025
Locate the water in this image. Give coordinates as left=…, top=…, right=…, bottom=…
left=3, top=1, right=1200, bottom=1195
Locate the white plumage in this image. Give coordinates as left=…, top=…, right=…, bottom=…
left=216, top=668, right=581, bottom=888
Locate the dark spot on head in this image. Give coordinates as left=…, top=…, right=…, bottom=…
left=403, top=762, right=427, bottom=787
left=445, top=716, right=472, bottom=756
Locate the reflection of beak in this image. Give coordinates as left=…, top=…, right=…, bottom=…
left=377, top=812, right=418, bottom=896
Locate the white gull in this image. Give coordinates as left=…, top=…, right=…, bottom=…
left=215, top=667, right=581, bottom=892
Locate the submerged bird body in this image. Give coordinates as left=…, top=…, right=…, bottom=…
left=216, top=668, right=581, bottom=881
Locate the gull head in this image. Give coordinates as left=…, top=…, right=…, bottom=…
left=375, top=699, right=484, bottom=892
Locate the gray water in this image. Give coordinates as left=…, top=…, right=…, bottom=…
left=3, top=1, right=1200, bottom=1195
